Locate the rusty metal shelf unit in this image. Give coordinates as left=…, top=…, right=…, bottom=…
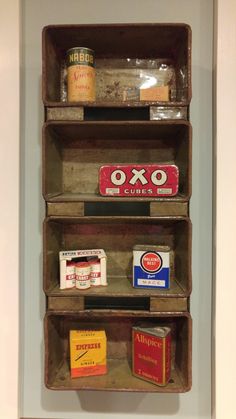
left=42, top=23, right=192, bottom=393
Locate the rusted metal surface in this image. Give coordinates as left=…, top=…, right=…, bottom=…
left=47, top=202, right=84, bottom=216
left=47, top=107, right=84, bottom=120
left=42, top=23, right=192, bottom=106
left=42, top=23, right=192, bottom=394
left=149, top=297, right=188, bottom=312
left=150, top=201, right=188, bottom=217
left=150, top=106, right=188, bottom=121
left=48, top=296, right=85, bottom=311
left=44, top=311, right=192, bottom=392
left=43, top=120, right=192, bottom=203
left=46, top=201, right=188, bottom=217
left=47, top=295, right=188, bottom=312
left=43, top=216, right=192, bottom=299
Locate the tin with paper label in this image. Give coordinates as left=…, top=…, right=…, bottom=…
left=132, top=326, right=171, bottom=386
left=66, top=47, right=95, bottom=102
left=133, top=245, right=170, bottom=289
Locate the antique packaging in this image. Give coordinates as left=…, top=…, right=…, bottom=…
left=99, top=164, right=179, bottom=197
left=132, top=326, right=171, bottom=386
left=59, top=249, right=107, bottom=289
left=133, top=245, right=170, bottom=289
left=75, top=261, right=91, bottom=290
left=70, top=330, right=107, bottom=378
left=66, top=47, right=95, bottom=102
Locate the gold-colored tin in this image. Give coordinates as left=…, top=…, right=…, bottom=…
left=66, top=47, right=95, bottom=102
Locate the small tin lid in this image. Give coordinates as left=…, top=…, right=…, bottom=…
left=66, top=46, right=94, bottom=54
left=66, top=47, right=95, bottom=68
left=133, top=326, right=171, bottom=338
left=133, top=244, right=170, bottom=252
left=88, top=260, right=100, bottom=266
left=75, top=261, right=90, bottom=267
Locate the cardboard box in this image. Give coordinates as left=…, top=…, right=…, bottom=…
left=59, top=249, right=107, bottom=289
left=70, top=330, right=107, bottom=378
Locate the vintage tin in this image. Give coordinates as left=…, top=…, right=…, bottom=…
left=75, top=262, right=91, bottom=290
left=99, top=164, right=179, bottom=197
left=70, top=330, right=107, bottom=378
left=66, top=47, right=95, bottom=102
left=65, top=261, right=76, bottom=289
left=89, top=259, right=101, bottom=286
left=133, top=245, right=170, bottom=289
left=132, top=326, right=171, bottom=386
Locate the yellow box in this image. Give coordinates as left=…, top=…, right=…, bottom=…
left=70, top=330, right=107, bottom=378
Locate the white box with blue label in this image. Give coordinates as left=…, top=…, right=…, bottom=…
left=133, top=245, right=171, bottom=289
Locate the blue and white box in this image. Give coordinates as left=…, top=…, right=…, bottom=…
left=133, top=245, right=170, bottom=289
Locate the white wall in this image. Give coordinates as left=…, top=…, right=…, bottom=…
left=0, top=1, right=20, bottom=418
left=214, top=0, right=236, bottom=418
left=21, top=1, right=213, bottom=418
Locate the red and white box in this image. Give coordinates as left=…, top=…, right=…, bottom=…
left=132, top=326, right=171, bottom=386
left=63, top=260, right=76, bottom=289
left=99, top=164, right=179, bottom=197
left=59, top=249, right=107, bottom=289
left=75, top=261, right=91, bottom=290
left=89, top=259, right=102, bottom=286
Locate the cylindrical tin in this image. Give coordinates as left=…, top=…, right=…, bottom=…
left=89, top=259, right=101, bottom=286
left=75, top=262, right=91, bottom=290
left=66, top=47, right=95, bottom=102
left=66, top=261, right=76, bottom=288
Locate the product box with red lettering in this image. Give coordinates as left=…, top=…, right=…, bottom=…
left=99, top=164, right=179, bottom=197
left=132, top=326, right=171, bottom=386
left=59, top=249, right=107, bottom=289
left=70, top=330, right=107, bottom=378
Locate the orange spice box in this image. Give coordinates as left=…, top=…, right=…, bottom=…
left=70, top=330, right=107, bottom=378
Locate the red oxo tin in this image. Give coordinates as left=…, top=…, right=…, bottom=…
left=132, top=326, right=171, bottom=386
left=99, top=164, right=179, bottom=197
